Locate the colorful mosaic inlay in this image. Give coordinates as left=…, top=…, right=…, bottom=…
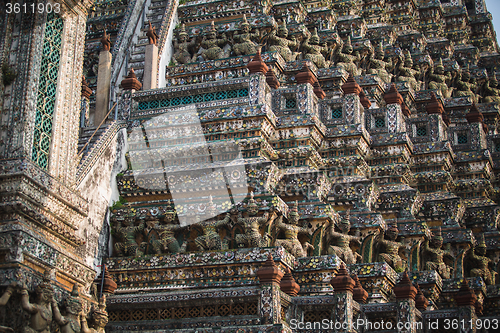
left=32, top=12, right=63, bottom=170
left=137, top=88, right=249, bottom=111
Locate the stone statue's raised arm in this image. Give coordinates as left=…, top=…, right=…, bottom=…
left=0, top=282, right=16, bottom=307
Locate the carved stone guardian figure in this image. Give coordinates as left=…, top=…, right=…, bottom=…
left=81, top=297, right=108, bottom=333
left=454, top=66, right=478, bottom=102
left=302, top=28, right=331, bottom=69
left=268, top=20, right=298, bottom=62
left=52, top=284, right=83, bottom=333
left=114, top=212, right=145, bottom=257
left=335, top=36, right=360, bottom=76
left=368, top=42, right=392, bottom=84
left=201, top=21, right=228, bottom=61
left=20, top=270, right=55, bottom=333
left=173, top=24, right=197, bottom=65
left=327, top=210, right=361, bottom=264
left=194, top=197, right=231, bottom=251
left=397, top=50, right=419, bottom=91
left=376, top=224, right=406, bottom=272
left=421, top=228, right=453, bottom=279
left=483, top=74, right=500, bottom=103
left=235, top=192, right=277, bottom=248
left=0, top=282, right=16, bottom=332
left=468, top=234, right=497, bottom=285
left=274, top=201, right=313, bottom=257
left=233, top=15, right=260, bottom=56
left=428, top=58, right=453, bottom=98
left=151, top=203, right=188, bottom=254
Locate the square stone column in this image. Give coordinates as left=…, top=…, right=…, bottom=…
left=95, top=50, right=112, bottom=125
left=394, top=271, right=418, bottom=333
left=330, top=263, right=356, bottom=333
left=143, top=44, right=158, bottom=90
left=257, top=254, right=284, bottom=325
left=456, top=280, right=477, bottom=333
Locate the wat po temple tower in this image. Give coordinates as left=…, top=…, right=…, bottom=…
left=2, top=0, right=500, bottom=332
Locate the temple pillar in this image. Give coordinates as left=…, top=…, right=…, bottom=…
left=95, top=32, right=112, bottom=125
left=143, top=43, right=158, bottom=90
left=81, top=76, right=92, bottom=128
left=394, top=271, right=418, bottom=333
left=330, top=263, right=356, bottom=333
left=341, top=74, right=364, bottom=125
left=456, top=280, right=477, bottom=333
left=256, top=254, right=284, bottom=325
left=383, top=83, right=406, bottom=133
left=466, top=104, right=487, bottom=149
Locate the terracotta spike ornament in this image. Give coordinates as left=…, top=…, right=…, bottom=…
left=330, top=263, right=355, bottom=293
left=94, top=266, right=118, bottom=295
left=426, top=92, right=444, bottom=115
left=146, top=21, right=159, bottom=45
left=280, top=267, right=300, bottom=296
left=256, top=253, right=284, bottom=284
left=394, top=271, right=417, bottom=300
left=455, top=279, right=477, bottom=307
left=466, top=103, right=484, bottom=123
left=401, top=103, right=411, bottom=117
left=247, top=48, right=268, bottom=74
left=81, top=76, right=92, bottom=99
left=352, top=274, right=368, bottom=304
left=383, top=83, right=403, bottom=106
left=265, top=68, right=280, bottom=89
left=121, top=68, right=142, bottom=91
left=359, top=89, right=371, bottom=109
left=295, top=62, right=316, bottom=85
left=414, top=283, right=428, bottom=311
left=313, top=80, right=326, bottom=99
left=100, top=30, right=111, bottom=51
left=341, top=74, right=361, bottom=95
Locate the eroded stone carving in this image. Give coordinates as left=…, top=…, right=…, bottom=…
left=376, top=224, right=406, bottom=272
left=194, top=197, right=231, bottom=251
left=428, top=58, right=453, bottom=98
left=114, top=213, right=145, bottom=257
left=327, top=210, right=361, bottom=264
left=81, top=297, right=108, bottom=333
left=233, top=15, right=260, bottom=56
left=302, top=28, right=331, bottom=69
left=468, top=234, right=497, bottom=285
left=268, top=20, right=298, bottom=62
left=21, top=270, right=55, bottom=333
left=335, top=37, right=360, bottom=76
left=274, top=202, right=313, bottom=257
left=52, top=284, right=83, bottom=333
left=421, top=228, right=453, bottom=279
left=397, top=50, right=420, bottom=91
left=483, top=74, right=500, bottom=103
left=0, top=282, right=16, bottom=332
left=201, top=21, right=228, bottom=61
left=368, top=42, right=392, bottom=84
left=236, top=192, right=277, bottom=248
left=173, top=24, right=197, bottom=65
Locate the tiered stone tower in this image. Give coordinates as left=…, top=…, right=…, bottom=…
left=0, top=0, right=121, bottom=331
left=91, top=0, right=500, bottom=331
left=2, top=0, right=500, bottom=332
